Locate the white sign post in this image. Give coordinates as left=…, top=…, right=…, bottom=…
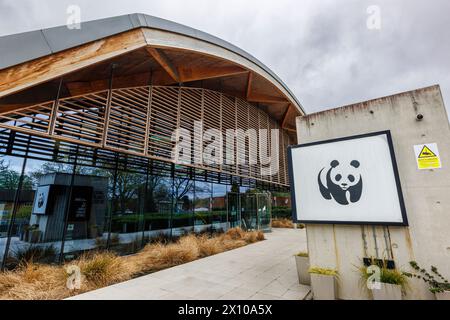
left=288, top=131, right=408, bottom=226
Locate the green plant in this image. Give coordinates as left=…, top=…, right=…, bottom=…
left=309, top=266, right=338, bottom=276
left=272, top=207, right=292, bottom=218
left=408, top=261, right=450, bottom=294
left=360, top=265, right=409, bottom=289
left=296, top=251, right=309, bottom=257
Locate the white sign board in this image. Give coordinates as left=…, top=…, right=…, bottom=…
left=288, top=131, right=408, bottom=226
left=32, top=185, right=51, bottom=215
left=413, top=143, right=441, bottom=170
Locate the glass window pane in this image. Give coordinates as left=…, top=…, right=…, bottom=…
left=212, top=183, right=229, bottom=231
left=194, top=181, right=212, bottom=233
left=5, top=158, right=74, bottom=266
left=172, top=176, right=194, bottom=237
left=61, top=165, right=110, bottom=260
left=144, top=176, right=172, bottom=240
left=109, top=168, right=146, bottom=255
left=0, top=155, right=26, bottom=268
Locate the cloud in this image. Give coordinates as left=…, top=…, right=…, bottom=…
left=0, top=0, right=449, bottom=116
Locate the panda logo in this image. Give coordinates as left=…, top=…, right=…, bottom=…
left=37, top=193, right=45, bottom=208
left=318, top=160, right=363, bottom=205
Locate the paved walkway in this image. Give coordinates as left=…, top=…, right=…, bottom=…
left=70, top=228, right=310, bottom=300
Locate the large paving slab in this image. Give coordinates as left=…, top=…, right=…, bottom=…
left=70, top=228, right=310, bottom=300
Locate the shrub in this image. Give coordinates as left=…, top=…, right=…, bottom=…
left=243, top=232, right=258, bottom=243
left=0, top=263, right=67, bottom=300
left=309, top=267, right=338, bottom=276
left=272, top=218, right=294, bottom=229
left=224, top=227, right=246, bottom=240
left=256, top=231, right=265, bottom=241
left=76, top=252, right=128, bottom=287
left=148, top=236, right=200, bottom=269
left=272, top=207, right=292, bottom=218
left=0, top=227, right=265, bottom=300
left=360, top=265, right=409, bottom=289
left=296, top=252, right=309, bottom=257
left=197, top=236, right=223, bottom=257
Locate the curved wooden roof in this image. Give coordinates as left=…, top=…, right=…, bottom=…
left=0, top=13, right=304, bottom=132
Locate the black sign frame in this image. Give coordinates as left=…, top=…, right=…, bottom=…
left=287, top=130, right=409, bottom=226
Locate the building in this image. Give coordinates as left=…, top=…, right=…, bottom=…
left=0, top=14, right=304, bottom=266
left=296, top=85, right=450, bottom=299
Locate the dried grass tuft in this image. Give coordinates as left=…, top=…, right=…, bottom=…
left=272, top=218, right=295, bottom=229
left=224, top=227, right=246, bottom=240
left=0, top=227, right=264, bottom=300
left=197, top=235, right=224, bottom=257
left=75, top=252, right=130, bottom=288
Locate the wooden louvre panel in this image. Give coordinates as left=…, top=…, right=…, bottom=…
left=283, top=130, right=290, bottom=184
left=180, top=88, right=203, bottom=165
left=269, top=118, right=280, bottom=184
left=106, top=86, right=150, bottom=154
left=0, top=85, right=291, bottom=187
left=148, top=86, right=179, bottom=160
left=258, top=109, right=270, bottom=183
left=279, top=130, right=286, bottom=185
left=221, top=94, right=236, bottom=176
left=54, top=90, right=108, bottom=145
left=203, top=89, right=222, bottom=172
left=0, top=101, right=54, bottom=134
left=236, top=98, right=250, bottom=178
left=248, top=103, right=260, bottom=181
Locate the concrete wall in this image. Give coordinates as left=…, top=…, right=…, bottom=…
left=296, top=85, right=450, bottom=300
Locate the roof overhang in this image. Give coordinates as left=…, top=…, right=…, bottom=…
left=0, top=14, right=305, bottom=132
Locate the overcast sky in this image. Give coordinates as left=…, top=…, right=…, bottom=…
left=1, top=0, right=449, bottom=115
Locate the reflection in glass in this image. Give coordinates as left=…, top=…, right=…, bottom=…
left=60, top=165, right=110, bottom=260
left=194, top=181, right=212, bottom=233
left=0, top=155, right=26, bottom=267
left=0, top=129, right=278, bottom=268
left=212, top=183, right=229, bottom=231
left=4, top=158, right=74, bottom=266
left=109, top=168, right=146, bottom=255
left=144, top=177, right=172, bottom=238
left=172, top=175, right=194, bottom=236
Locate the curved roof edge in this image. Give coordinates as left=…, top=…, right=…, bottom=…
left=0, top=13, right=305, bottom=114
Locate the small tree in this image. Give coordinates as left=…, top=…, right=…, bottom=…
left=0, top=159, right=33, bottom=190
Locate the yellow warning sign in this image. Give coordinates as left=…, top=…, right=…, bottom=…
left=418, top=146, right=437, bottom=158
left=414, top=143, right=441, bottom=170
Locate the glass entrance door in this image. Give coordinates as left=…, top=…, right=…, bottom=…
left=226, top=192, right=272, bottom=232
left=257, top=193, right=272, bottom=232
left=241, top=194, right=257, bottom=231
left=226, top=193, right=241, bottom=228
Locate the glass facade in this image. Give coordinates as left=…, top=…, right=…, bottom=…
left=0, top=130, right=282, bottom=269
